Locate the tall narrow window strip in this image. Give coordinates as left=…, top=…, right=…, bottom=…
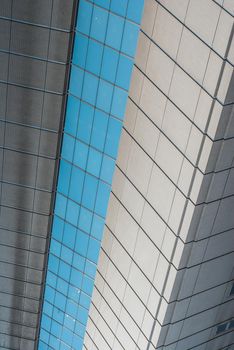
left=38, top=1, right=144, bottom=349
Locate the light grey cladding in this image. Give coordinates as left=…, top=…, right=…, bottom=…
left=85, top=1, right=234, bottom=350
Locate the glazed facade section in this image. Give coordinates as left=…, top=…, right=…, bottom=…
left=39, top=1, right=144, bottom=349
left=84, top=1, right=234, bottom=350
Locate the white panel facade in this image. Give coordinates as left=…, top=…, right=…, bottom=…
left=84, top=1, right=234, bottom=350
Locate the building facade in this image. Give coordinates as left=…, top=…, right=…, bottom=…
left=0, top=0, right=233, bottom=350
left=0, top=1, right=76, bottom=348
left=84, top=1, right=234, bottom=349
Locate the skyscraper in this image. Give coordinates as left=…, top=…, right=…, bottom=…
left=0, top=1, right=233, bottom=350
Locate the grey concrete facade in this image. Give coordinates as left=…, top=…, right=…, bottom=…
left=84, top=1, right=234, bottom=350
left=0, top=1, right=76, bottom=349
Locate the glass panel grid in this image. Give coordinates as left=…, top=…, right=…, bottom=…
left=39, top=0, right=144, bottom=349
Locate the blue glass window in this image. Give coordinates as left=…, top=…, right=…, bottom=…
left=38, top=340, right=47, bottom=350
left=47, top=271, right=57, bottom=289
left=95, top=181, right=111, bottom=217
left=49, top=334, right=60, bottom=349
left=40, top=330, right=49, bottom=344
left=64, top=315, right=75, bottom=332
left=57, top=278, right=69, bottom=296
left=75, top=321, right=86, bottom=338
left=82, top=72, right=99, bottom=105
left=70, top=268, right=82, bottom=288
left=72, top=335, right=83, bottom=350
left=85, top=260, right=97, bottom=278
left=111, top=86, right=128, bottom=119
left=75, top=230, right=89, bottom=256
left=52, top=215, right=64, bottom=242
left=121, top=21, right=139, bottom=57
left=48, top=255, right=59, bottom=275
left=74, top=140, right=89, bottom=170
left=73, top=253, right=85, bottom=271
left=66, top=199, right=80, bottom=226
left=87, top=148, right=102, bottom=177
left=50, top=238, right=61, bottom=257
left=73, top=33, right=88, bottom=68
left=82, top=275, right=93, bottom=296
left=87, top=238, right=101, bottom=263
left=93, top=0, right=110, bottom=9
left=63, top=223, right=76, bottom=250
left=61, top=134, right=75, bottom=163
left=105, top=117, right=122, bottom=158
left=86, top=40, right=103, bottom=75
left=110, top=0, right=128, bottom=16
left=116, top=55, right=133, bottom=90
left=77, top=305, right=88, bottom=325
left=106, top=13, right=124, bottom=50
left=66, top=300, right=78, bottom=318
left=51, top=320, right=62, bottom=337
left=54, top=292, right=66, bottom=312
left=61, top=245, right=73, bottom=265
left=78, top=207, right=92, bottom=233
left=57, top=160, right=71, bottom=196
left=79, top=292, right=91, bottom=310
left=97, top=79, right=113, bottom=113
left=101, top=46, right=118, bottom=83
left=53, top=307, right=64, bottom=325
left=127, top=0, right=144, bottom=24
left=61, top=327, right=73, bottom=346
left=82, top=174, right=98, bottom=210
left=69, top=167, right=85, bottom=203
left=100, top=155, right=115, bottom=184
left=64, top=95, right=80, bottom=136
left=90, top=6, right=108, bottom=43
left=43, top=301, right=53, bottom=318
left=44, top=285, right=56, bottom=303
left=77, top=102, right=94, bottom=143
left=60, top=341, right=70, bottom=350
left=76, top=0, right=93, bottom=35
left=68, top=284, right=80, bottom=302
left=59, top=261, right=71, bottom=282
left=69, top=66, right=84, bottom=98
left=91, top=214, right=104, bottom=240
left=90, top=109, right=108, bottom=152
left=41, top=314, right=51, bottom=330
